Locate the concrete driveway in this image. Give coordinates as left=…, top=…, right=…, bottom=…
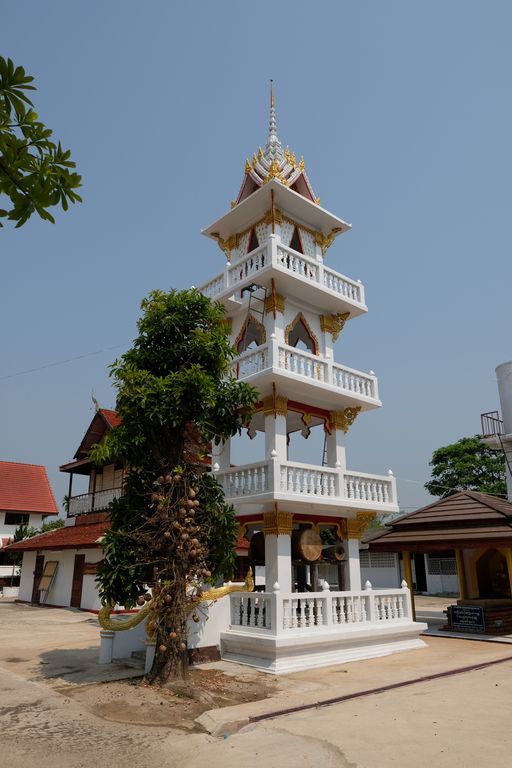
left=2, top=597, right=512, bottom=768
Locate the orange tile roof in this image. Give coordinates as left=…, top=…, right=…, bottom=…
left=100, top=409, right=122, bottom=429
left=0, top=462, right=58, bottom=515
left=6, top=520, right=109, bottom=551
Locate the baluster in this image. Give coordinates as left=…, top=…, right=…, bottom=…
left=398, top=595, right=404, bottom=619
left=383, top=483, right=390, bottom=503
left=232, top=596, right=240, bottom=625
left=346, top=597, right=354, bottom=623
left=354, top=597, right=361, bottom=622
left=257, top=597, right=264, bottom=627
left=241, top=597, right=249, bottom=626
left=249, top=597, right=256, bottom=627
left=299, top=599, right=307, bottom=628
left=291, top=599, right=298, bottom=629
left=298, top=355, right=304, bottom=376
left=317, top=598, right=324, bottom=626
left=283, top=599, right=290, bottom=629
left=314, top=471, right=321, bottom=495
left=360, top=596, right=367, bottom=622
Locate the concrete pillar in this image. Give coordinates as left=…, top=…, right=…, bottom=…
left=496, top=361, right=512, bottom=501
left=325, top=425, right=347, bottom=470
left=264, top=412, right=287, bottom=460
left=402, top=551, right=416, bottom=621
left=345, top=538, right=362, bottom=591
left=263, top=509, right=293, bottom=593
left=99, top=630, right=115, bottom=664
left=211, top=439, right=230, bottom=470
left=455, top=549, right=467, bottom=600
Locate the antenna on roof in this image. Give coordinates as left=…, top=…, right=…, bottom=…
left=91, top=390, right=100, bottom=412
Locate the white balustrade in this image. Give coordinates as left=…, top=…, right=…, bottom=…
left=276, top=244, right=318, bottom=281
left=230, top=593, right=272, bottom=631
left=229, top=585, right=411, bottom=637
left=200, top=273, right=225, bottom=299
left=197, top=240, right=366, bottom=310
left=228, top=245, right=267, bottom=287
left=280, top=462, right=338, bottom=497
left=216, top=463, right=269, bottom=498
left=323, top=266, right=363, bottom=303
left=343, top=471, right=394, bottom=504
left=231, top=345, right=269, bottom=378
left=68, top=493, right=93, bottom=516
left=278, top=344, right=328, bottom=382
left=216, top=461, right=395, bottom=507
left=332, top=363, right=377, bottom=399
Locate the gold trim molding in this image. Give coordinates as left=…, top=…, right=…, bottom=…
left=262, top=393, right=288, bottom=417
left=346, top=511, right=376, bottom=540
left=263, top=510, right=293, bottom=536
left=320, top=312, right=350, bottom=342
left=315, top=228, right=343, bottom=256
left=264, top=293, right=285, bottom=315
left=330, top=407, right=361, bottom=434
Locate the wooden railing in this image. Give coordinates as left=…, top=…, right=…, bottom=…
left=68, top=487, right=123, bottom=516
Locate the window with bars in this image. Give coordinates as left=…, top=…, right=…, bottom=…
left=427, top=556, right=457, bottom=575
left=360, top=552, right=396, bottom=568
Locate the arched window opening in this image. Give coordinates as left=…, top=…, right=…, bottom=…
left=248, top=228, right=259, bottom=253
left=289, top=227, right=304, bottom=254
left=237, top=315, right=265, bottom=354
left=287, top=314, right=318, bottom=354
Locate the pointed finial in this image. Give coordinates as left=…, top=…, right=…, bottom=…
left=268, top=79, right=279, bottom=148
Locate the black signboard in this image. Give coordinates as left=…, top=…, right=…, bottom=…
left=450, top=605, right=486, bottom=633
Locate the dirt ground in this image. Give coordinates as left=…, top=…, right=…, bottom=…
left=3, top=597, right=512, bottom=768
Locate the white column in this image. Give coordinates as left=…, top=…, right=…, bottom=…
left=265, top=533, right=292, bottom=593
left=211, top=439, right=230, bottom=470
left=345, top=538, right=362, bottom=591
left=325, top=425, right=346, bottom=470
left=99, top=630, right=115, bottom=664
left=495, top=362, right=512, bottom=501
left=265, top=412, right=287, bottom=462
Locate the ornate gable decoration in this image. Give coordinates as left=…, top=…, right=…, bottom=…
left=320, top=312, right=350, bottom=342
left=234, top=83, right=319, bottom=207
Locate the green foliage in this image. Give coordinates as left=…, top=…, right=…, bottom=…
left=40, top=518, right=65, bottom=534
left=93, top=289, right=258, bottom=612
left=425, top=435, right=507, bottom=499
left=0, top=56, right=81, bottom=227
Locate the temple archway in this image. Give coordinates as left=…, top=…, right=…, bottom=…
left=476, top=548, right=511, bottom=599
left=285, top=313, right=319, bottom=354
left=236, top=314, right=266, bottom=353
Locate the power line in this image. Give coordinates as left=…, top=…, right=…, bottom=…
left=0, top=343, right=128, bottom=382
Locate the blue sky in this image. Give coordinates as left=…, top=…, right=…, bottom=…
left=2, top=1, right=511, bottom=514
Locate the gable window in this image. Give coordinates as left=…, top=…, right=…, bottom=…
left=289, top=227, right=304, bottom=254
left=248, top=228, right=259, bottom=253
left=5, top=512, right=30, bottom=526
left=236, top=315, right=266, bottom=353
left=286, top=313, right=318, bottom=354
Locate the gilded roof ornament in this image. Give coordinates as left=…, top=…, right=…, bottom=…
left=299, top=156, right=305, bottom=171
left=245, top=158, right=252, bottom=173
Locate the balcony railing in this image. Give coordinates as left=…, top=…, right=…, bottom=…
left=230, top=341, right=379, bottom=402
left=68, top=487, right=122, bottom=517
left=481, top=411, right=504, bottom=438
left=198, top=236, right=366, bottom=310
left=229, top=582, right=413, bottom=635
left=215, top=460, right=396, bottom=509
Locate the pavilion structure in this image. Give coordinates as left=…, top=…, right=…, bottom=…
left=197, top=85, right=427, bottom=672
left=370, top=491, right=512, bottom=635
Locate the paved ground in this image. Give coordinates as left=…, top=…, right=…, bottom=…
left=2, top=597, right=512, bottom=767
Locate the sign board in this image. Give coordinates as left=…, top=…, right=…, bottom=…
left=38, top=561, right=58, bottom=592
left=450, top=605, right=486, bottom=633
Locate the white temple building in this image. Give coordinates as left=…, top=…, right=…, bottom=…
left=197, top=85, right=427, bottom=672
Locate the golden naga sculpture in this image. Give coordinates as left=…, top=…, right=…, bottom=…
left=98, top=568, right=254, bottom=636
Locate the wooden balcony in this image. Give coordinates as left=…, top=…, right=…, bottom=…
left=67, top=487, right=122, bottom=517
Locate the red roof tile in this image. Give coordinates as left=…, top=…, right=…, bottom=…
left=100, top=409, right=122, bottom=429
left=235, top=535, right=250, bottom=551
left=0, top=462, right=58, bottom=515
left=6, top=520, right=109, bottom=552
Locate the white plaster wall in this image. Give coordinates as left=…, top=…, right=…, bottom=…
left=18, top=551, right=36, bottom=601
left=425, top=572, right=459, bottom=595
left=81, top=569, right=103, bottom=611
left=187, top=593, right=232, bottom=649
left=360, top=564, right=401, bottom=588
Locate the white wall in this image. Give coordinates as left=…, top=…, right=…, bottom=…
left=18, top=551, right=36, bottom=601
left=360, top=551, right=401, bottom=588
